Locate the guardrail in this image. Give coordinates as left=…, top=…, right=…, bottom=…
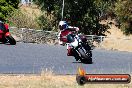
left=20, top=0, right=33, bottom=5
left=10, top=27, right=58, bottom=44
left=9, top=27, right=132, bottom=45
left=85, top=35, right=106, bottom=42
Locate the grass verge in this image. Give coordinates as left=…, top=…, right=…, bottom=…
left=0, top=72, right=131, bottom=88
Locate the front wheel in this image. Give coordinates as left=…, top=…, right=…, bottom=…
left=80, top=50, right=92, bottom=64
left=5, top=35, right=16, bottom=45
left=81, top=43, right=92, bottom=64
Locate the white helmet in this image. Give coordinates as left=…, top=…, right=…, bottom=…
left=59, top=21, right=68, bottom=30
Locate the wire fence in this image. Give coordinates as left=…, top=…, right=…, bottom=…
left=9, top=27, right=132, bottom=48
left=10, top=27, right=58, bottom=45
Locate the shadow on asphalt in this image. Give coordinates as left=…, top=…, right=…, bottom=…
left=72, top=61, right=82, bottom=63
left=72, top=61, right=93, bottom=64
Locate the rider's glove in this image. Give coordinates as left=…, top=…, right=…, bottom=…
left=59, top=40, right=65, bottom=46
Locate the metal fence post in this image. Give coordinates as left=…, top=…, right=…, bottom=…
left=20, top=28, right=26, bottom=42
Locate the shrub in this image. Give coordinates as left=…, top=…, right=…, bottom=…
left=7, top=10, right=40, bottom=29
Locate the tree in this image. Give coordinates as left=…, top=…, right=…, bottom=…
left=114, top=0, right=132, bottom=35
left=33, top=0, right=109, bottom=35
left=95, top=0, right=132, bottom=35
left=0, top=0, right=19, bottom=20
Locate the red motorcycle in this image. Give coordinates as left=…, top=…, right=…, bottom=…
left=0, top=22, right=16, bottom=45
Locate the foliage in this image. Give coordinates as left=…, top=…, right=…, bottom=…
left=33, top=0, right=109, bottom=35
left=0, top=0, right=19, bottom=20
left=37, top=15, right=53, bottom=31
left=114, top=0, right=132, bottom=35
left=8, top=10, right=40, bottom=29
left=33, top=0, right=132, bottom=35
left=94, top=0, right=132, bottom=35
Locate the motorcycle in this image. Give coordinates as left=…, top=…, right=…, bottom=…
left=66, top=32, right=92, bottom=64
left=0, top=22, right=16, bottom=45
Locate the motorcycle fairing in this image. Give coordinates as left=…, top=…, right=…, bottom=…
left=5, top=32, right=10, bottom=37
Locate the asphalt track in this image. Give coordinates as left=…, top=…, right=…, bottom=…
left=0, top=42, right=132, bottom=74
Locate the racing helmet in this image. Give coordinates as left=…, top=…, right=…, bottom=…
left=59, top=21, right=68, bottom=30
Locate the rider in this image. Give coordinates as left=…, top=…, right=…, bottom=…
left=0, top=17, right=8, bottom=31
left=58, top=21, right=80, bottom=60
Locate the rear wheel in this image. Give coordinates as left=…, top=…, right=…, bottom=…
left=5, top=35, right=16, bottom=45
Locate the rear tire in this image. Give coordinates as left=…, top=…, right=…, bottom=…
left=5, top=35, right=16, bottom=45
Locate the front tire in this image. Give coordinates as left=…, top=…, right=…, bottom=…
left=5, top=35, right=16, bottom=45
left=80, top=57, right=92, bottom=64
left=82, top=43, right=92, bottom=64
left=79, top=48, right=92, bottom=64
